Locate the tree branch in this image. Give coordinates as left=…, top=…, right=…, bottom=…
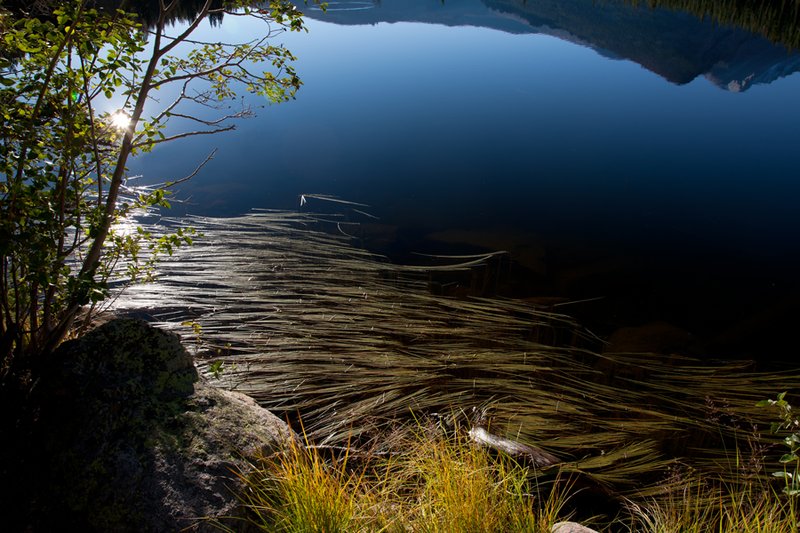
left=166, top=148, right=218, bottom=189
left=153, top=0, right=213, bottom=59
left=132, top=125, right=235, bottom=150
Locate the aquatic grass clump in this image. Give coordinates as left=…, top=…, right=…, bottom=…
left=238, top=437, right=373, bottom=533
left=383, top=423, right=557, bottom=532
left=235, top=423, right=576, bottom=533
left=232, top=424, right=799, bottom=532
left=626, top=480, right=798, bottom=532
left=111, top=211, right=800, bottom=508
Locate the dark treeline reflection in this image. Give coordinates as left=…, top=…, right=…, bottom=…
left=482, top=0, right=800, bottom=90
left=2, top=0, right=243, bottom=27
left=7, top=0, right=798, bottom=50
left=298, top=0, right=800, bottom=52
left=505, top=0, right=800, bottom=50
left=99, top=0, right=227, bottom=26
left=295, top=0, right=800, bottom=91
left=630, top=0, right=800, bottom=50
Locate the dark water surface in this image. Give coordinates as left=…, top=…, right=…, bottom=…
left=129, top=0, right=800, bottom=361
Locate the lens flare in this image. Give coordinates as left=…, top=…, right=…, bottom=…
left=109, top=110, right=131, bottom=131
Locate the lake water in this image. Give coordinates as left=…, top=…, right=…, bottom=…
left=129, top=0, right=800, bottom=361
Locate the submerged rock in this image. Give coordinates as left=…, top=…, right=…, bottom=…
left=28, top=318, right=294, bottom=532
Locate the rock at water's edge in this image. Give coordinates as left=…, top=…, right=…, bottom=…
left=552, top=521, right=601, bottom=533
left=29, top=318, right=295, bottom=532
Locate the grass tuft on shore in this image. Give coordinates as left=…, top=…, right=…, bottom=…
left=235, top=424, right=576, bottom=533
left=230, top=423, right=799, bottom=533
left=625, top=480, right=798, bottom=532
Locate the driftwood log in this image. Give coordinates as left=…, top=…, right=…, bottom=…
left=468, top=426, right=559, bottom=467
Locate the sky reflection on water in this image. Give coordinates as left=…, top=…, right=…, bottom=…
left=132, top=13, right=799, bottom=255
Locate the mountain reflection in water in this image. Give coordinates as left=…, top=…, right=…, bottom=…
left=295, top=0, right=800, bottom=92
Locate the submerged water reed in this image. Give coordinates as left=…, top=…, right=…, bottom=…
left=112, top=211, right=799, bottom=510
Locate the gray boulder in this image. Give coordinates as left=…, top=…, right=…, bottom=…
left=552, top=521, right=601, bottom=533
left=31, top=318, right=295, bottom=532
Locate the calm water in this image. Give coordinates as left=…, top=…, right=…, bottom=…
left=130, top=0, right=800, bottom=359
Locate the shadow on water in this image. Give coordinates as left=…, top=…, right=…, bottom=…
left=354, top=217, right=800, bottom=368
left=111, top=211, right=800, bottom=519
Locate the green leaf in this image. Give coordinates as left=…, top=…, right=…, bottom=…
left=17, top=41, right=42, bottom=53
left=209, top=360, right=224, bottom=379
